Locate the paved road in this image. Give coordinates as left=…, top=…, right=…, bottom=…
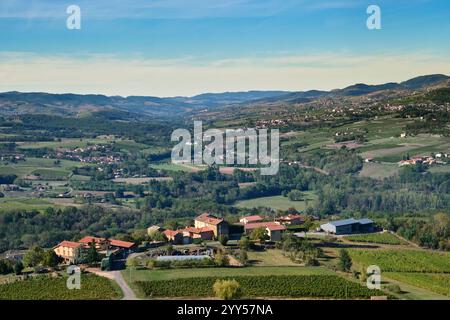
left=112, top=271, right=139, bottom=300
left=87, top=268, right=139, bottom=300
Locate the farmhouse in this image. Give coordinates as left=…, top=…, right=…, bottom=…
left=163, top=226, right=215, bottom=245
left=240, top=215, right=264, bottom=224
left=244, top=222, right=287, bottom=241
left=53, top=241, right=81, bottom=263
left=54, top=236, right=136, bottom=263
left=194, top=213, right=229, bottom=238
left=163, top=229, right=184, bottom=245
left=277, top=214, right=304, bottom=225
left=320, top=218, right=374, bottom=235
left=78, top=236, right=136, bottom=254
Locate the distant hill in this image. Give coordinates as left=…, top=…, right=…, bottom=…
left=0, top=74, right=448, bottom=118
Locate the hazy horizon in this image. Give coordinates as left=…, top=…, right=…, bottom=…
left=1, top=0, right=450, bottom=96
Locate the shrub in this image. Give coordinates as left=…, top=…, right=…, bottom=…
left=338, top=249, right=352, bottom=272
left=213, top=279, right=242, bottom=300
left=386, top=284, right=402, bottom=294
left=219, top=235, right=229, bottom=246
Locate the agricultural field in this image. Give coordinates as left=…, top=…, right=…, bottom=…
left=0, top=198, right=56, bottom=212
left=384, top=273, right=450, bottom=297
left=150, top=162, right=204, bottom=172
left=247, top=249, right=300, bottom=266
left=0, top=157, right=88, bottom=179
left=348, top=249, right=450, bottom=273
left=17, top=138, right=113, bottom=150
left=359, top=135, right=450, bottom=163
left=234, top=191, right=317, bottom=211
left=344, top=233, right=408, bottom=245
left=0, top=274, right=120, bottom=300
left=113, top=177, right=172, bottom=184
left=134, top=275, right=387, bottom=299
left=359, top=162, right=400, bottom=179
left=125, top=266, right=333, bottom=282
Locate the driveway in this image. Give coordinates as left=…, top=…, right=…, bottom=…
left=87, top=268, right=139, bottom=300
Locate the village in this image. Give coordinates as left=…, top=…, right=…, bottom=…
left=48, top=212, right=375, bottom=272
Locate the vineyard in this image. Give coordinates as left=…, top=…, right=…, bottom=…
left=0, top=274, right=119, bottom=300
left=344, top=233, right=407, bottom=245
left=385, top=273, right=450, bottom=297
left=348, top=249, right=450, bottom=273
left=135, top=275, right=386, bottom=299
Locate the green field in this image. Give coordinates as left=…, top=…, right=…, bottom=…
left=344, top=233, right=408, bottom=245
left=31, top=168, right=71, bottom=180
left=385, top=273, right=450, bottom=297
left=0, top=274, right=119, bottom=300
left=235, top=191, right=317, bottom=211
left=0, top=157, right=88, bottom=179
left=348, top=249, right=450, bottom=273
left=125, top=266, right=332, bottom=282
left=151, top=162, right=203, bottom=172
left=134, top=274, right=386, bottom=299
left=18, top=138, right=112, bottom=150
left=247, top=249, right=300, bottom=266
left=359, top=162, right=400, bottom=179
left=0, top=198, right=55, bottom=211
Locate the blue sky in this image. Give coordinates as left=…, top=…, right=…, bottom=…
left=0, top=0, right=449, bottom=96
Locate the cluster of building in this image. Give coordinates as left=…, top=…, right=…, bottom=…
left=155, top=213, right=229, bottom=245
left=153, top=213, right=309, bottom=245
left=398, top=153, right=449, bottom=167
left=255, top=119, right=287, bottom=129
left=53, top=236, right=136, bottom=264
left=44, top=144, right=122, bottom=165
left=0, top=154, right=25, bottom=162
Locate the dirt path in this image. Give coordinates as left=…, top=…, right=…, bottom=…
left=87, top=268, right=139, bottom=300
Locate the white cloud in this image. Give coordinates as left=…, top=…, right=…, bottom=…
left=0, top=52, right=448, bottom=97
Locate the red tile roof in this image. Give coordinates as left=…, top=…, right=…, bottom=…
left=279, top=214, right=304, bottom=221
left=56, top=241, right=81, bottom=249
left=182, top=227, right=215, bottom=234
left=240, top=215, right=264, bottom=223
left=163, top=229, right=181, bottom=237
left=78, top=236, right=135, bottom=249
left=78, top=236, right=106, bottom=244
left=109, top=239, right=136, bottom=249
left=244, top=222, right=286, bottom=231
left=195, top=213, right=224, bottom=225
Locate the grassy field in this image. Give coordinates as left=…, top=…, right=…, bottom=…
left=0, top=157, right=88, bottom=179
left=31, top=168, right=71, bottom=180
left=348, top=249, right=450, bottom=273
left=151, top=163, right=204, bottom=172
left=359, top=162, right=400, bottom=179
left=344, top=233, right=408, bottom=245
left=0, top=198, right=56, bottom=212
left=384, top=273, right=450, bottom=297
left=359, top=135, right=450, bottom=163
left=428, top=166, right=450, bottom=173
left=235, top=191, right=317, bottom=211
left=247, top=249, right=302, bottom=266
left=0, top=274, right=119, bottom=300
left=17, top=138, right=113, bottom=150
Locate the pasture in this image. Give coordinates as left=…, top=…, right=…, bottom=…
left=235, top=191, right=317, bottom=211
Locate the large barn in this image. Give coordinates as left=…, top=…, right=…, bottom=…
left=320, top=218, right=374, bottom=235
